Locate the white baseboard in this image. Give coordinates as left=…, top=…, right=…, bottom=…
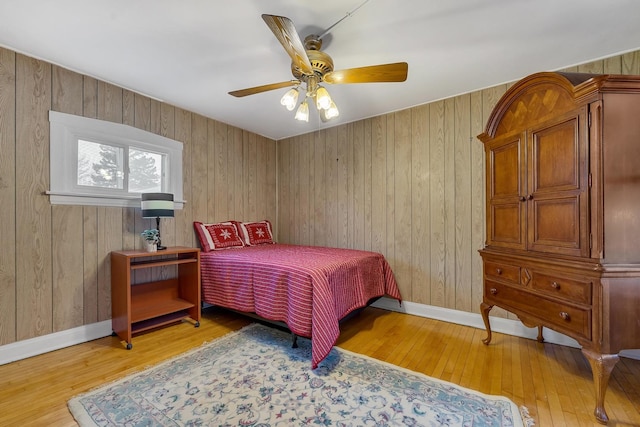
left=371, top=298, right=640, bottom=361
left=1, top=300, right=638, bottom=365
left=0, top=320, right=112, bottom=366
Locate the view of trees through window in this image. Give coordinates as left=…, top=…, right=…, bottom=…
left=78, top=140, right=163, bottom=193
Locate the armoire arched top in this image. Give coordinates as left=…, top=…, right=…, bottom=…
left=478, top=71, right=640, bottom=142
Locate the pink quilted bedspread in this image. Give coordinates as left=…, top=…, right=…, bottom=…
left=200, top=244, right=401, bottom=368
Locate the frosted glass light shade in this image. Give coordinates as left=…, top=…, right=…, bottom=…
left=315, top=86, right=332, bottom=110
left=325, top=101, right=340, bottom=119
left=280, top=88, right=299, bottom=111
left=295, top=100, right=309, bottom=122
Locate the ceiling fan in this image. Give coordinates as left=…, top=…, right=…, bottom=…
left=229, top=14, right=408, bottom=122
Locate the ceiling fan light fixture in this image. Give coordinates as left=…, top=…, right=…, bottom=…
left=325, top=101, right=340, bottom=119
left=280, top=87, right=299, bottom=111
left=229, top=14, right=408, bottom=126
left=315, top=86, right=332, bottom=110
left=295, top=99, right=309, bottom=122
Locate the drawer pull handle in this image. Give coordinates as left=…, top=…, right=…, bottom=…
left=559, top=312, right=570, bottom=321
left=490, top=288, right=498, bottom=295
left=551, top=281, right=560, bottom=289
left=496, top=268, right=502, bottom=275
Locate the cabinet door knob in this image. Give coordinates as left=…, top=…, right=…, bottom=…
left=559, top=311, right=570, bottom=321
left=551, top=281, right=560, bottom=289
left=527, top=194, right=534, bottom=200
left=496, top=268, right=502, bottom=275
left=519, top=196, right=526, bottom=202
left=490, top=288, right=498, bottom=295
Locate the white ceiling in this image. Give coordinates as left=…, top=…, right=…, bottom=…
left=1, top=0, right=640, bottom=140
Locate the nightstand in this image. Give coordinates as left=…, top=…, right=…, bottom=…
left=110, top=246, right=201, bottom=349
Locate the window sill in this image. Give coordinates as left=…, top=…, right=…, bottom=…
left=46, top=191, right=185, bottom=209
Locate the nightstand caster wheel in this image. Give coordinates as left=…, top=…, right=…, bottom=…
left=126, top=343, right=132, bottom=350
left=194, top=321, right=200, bottom=328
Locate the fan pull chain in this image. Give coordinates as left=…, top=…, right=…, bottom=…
left=318, top=0, right=371, bottom=39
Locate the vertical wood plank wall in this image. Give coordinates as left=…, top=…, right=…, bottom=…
left=1, top=44, right=639, bottom=349
left=0, top=46, right=277, bottom=346
left=277, top=50, right=640, bottom=315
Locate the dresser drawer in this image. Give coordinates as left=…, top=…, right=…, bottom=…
left=485, top=281, right=591, bottom=340
left=484, top=261, right=520, bottom=284
left=530, top=271, right=592, bottom=305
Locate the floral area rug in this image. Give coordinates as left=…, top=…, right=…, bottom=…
left=69, top=323, right=532, bottom=426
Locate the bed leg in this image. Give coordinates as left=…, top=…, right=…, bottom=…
left=291, top=333, right=298, bottom=348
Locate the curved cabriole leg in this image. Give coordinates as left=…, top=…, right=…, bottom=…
left=480, top=302, right=494, bottom=345
left=581, top=348, right=620, bottom=425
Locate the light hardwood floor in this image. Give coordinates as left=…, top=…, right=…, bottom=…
left=1, top=307, right=638, bottom=426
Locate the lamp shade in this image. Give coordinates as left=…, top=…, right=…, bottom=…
left=141, top=193, right=174, bottom=218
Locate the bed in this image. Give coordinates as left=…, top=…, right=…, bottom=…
left=196, top=223, right=402, bottom=368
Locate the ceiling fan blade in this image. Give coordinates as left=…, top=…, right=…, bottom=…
left=324, top=62, right=408, bottom=84
left=229, top=80, right=299, bottom=98
left=262, top=14, right=314, bottom=76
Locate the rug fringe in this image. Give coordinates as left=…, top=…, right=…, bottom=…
left=519, top=405, right=535, bottom=426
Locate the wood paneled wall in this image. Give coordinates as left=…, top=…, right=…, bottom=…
left=0, top=46, right=277, bottom=346
left=277, top=50, right=640, bottom=316
left=1, top=44, right=639, bottom=350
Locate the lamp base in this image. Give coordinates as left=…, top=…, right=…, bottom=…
left=154, top=216, right=168, bottom=251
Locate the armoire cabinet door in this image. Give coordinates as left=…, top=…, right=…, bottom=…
left=486, top=111, right=589, bottom=257
left=527, top=110, right=589, bottom=257
left=486, top=133, right=526, bottom=250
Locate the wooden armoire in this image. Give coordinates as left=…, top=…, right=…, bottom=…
left=478, top=71, right=640, bottom=424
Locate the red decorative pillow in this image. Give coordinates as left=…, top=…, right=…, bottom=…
left=239, top=220, right=274, bottom=245
left=193, top=221, right=245, bottom=251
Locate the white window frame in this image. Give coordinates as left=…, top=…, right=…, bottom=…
left=48, top=111, right=184, bottom=209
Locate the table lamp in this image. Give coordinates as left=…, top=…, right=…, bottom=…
left=141, top=193, right=174, bottom=250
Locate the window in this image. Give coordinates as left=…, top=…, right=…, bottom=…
left=49, top=111, right=183, bottom=208
left=76, top=140, right=164, bottom=192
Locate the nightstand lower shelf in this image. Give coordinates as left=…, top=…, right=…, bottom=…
left=131, top=310, right=197, bottom=334
left=130, top=279, right=195, bottom=323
